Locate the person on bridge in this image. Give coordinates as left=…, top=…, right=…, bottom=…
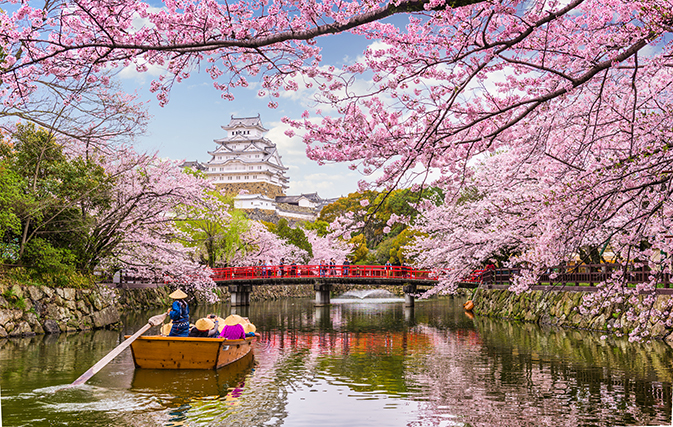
left=385, top=261, right=392, bottom=277
left=167, top=289, right=190, bottom=337
left=343, top=259, right=350, bottom=276
left=279, top=258, right=285, bottom=277
left=329, top=258, right=336, bottom=276
left=319, top=259, right=327, bottom=277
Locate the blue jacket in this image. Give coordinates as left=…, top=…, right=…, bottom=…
left=168, top=300, right=190, bottom=337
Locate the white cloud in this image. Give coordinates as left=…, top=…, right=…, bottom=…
left=266, top=120, right=307, bottom=161
left=118, top=58, right=167, bottom=82
left=289, top=171, right=360, bottom=198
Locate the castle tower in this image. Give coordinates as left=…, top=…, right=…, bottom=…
left=204, top=115, right=289, bottom=201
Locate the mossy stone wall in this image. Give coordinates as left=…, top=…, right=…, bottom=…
left=469, top=288, right=673, bottom=344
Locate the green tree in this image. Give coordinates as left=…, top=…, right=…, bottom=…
left=320, top=188, right=443, bottom=262
left=176, top=192, right=250, bottom=267
left=0, top=163, right=24, bottom=261
left=349, top=234, right=369, bottom=264
left=301, top=219, right=330, bottom=237
left=0, top=124, right=113, bottom=281
left=273, top=218, right=313, bottom=263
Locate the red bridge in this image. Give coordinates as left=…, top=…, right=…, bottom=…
left=211, top=264, right=434, bottom=281
left=211, top=264, right=438, bottom=307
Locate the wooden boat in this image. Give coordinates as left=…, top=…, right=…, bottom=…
left=126, top=335, right=254, bottom=370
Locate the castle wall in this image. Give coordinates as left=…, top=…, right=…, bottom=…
left=215, top=181, right=285, bottom=198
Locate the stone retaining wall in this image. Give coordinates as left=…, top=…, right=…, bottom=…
left=469, top=288, right=673, bottom=344
left=0, top=284, right=120, bottom=337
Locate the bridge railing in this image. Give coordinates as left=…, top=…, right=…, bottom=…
left=211, top=264, right=434, bottom=281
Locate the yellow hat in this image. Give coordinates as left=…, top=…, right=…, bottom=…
left=215, top=316, right=226, bottom=333
left=169, top=289, right=187, bottom=299
left=195, top=318, right=215, bottom=331
left=223, top=314, right=245, bottom=326
left=243, top=322, right=256, bottom=334
left=160, top=322, right=172, bottom=336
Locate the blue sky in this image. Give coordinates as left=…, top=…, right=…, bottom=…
left=119, top=31, right=376, bottom=200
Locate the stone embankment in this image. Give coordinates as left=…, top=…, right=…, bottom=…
left=0, top=284, right=121, bottom=337
left=470, top=288, right=673, bottom=344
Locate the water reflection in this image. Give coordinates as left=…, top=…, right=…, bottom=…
left=130, top=353, right=254, bottom=398
left=0, top=297, right=670, bottom=427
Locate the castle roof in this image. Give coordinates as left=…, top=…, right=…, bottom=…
left=221, top=114, right=268, bottom=132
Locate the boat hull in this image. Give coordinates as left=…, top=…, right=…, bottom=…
left=126, top=335, right=254, bottom=370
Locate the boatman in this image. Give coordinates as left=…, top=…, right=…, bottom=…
left=167, top=289, right=190, bottom=337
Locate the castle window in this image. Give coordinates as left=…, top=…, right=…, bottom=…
left=245, top=176, right=249, bottom=179
left=228, top=177, right=232, bottom=180
left=253, top=175, right=257, bottom=179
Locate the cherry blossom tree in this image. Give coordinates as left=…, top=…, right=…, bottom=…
left=79, top=149, right=220, bottom=299
left=0, top=75, right=148, bottom=149
left=2, top=0, right=673, bottom=335
left=305, top=229, right=352, bottom=265
left=230, top=220, right=308, bottom=266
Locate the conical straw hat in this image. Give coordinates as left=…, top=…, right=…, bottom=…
left=169, top=289, right=187, bottom=299
left=223, top=314, right=245, bottom=326
left=160, top=322, right=172, bottom=336
left=195, top=318, right=215, bottom=331
left=243, top=322, right=256, bottom=334
left=215, top=316, right=226, bottom=333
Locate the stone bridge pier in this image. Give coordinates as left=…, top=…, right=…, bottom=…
left=403, top=283, right=416, bottom=307
left=314, top=282, right=332, bottom=306
left=228, top=284, right=252, bottom=307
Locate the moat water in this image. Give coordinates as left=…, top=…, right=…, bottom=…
left=0, top=297, right=671, bottom=426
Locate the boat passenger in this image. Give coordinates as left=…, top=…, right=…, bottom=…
left=167, top=289, right=190, bottom=337
left=219, top=314, right=246, bottom=340
left=160, top=322, right=173, bottom=336
left=188, top=318, right=219, bottom=338
left=243, top=320, right=259, bottom=338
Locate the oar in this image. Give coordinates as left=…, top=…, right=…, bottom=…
left=68, top=311, right=167, bottom=387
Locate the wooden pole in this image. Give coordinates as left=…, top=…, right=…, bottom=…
left=68, top=312, right=167, bottom=387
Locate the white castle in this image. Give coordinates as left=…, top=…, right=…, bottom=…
left=182, top=115, right=333, bottom=221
